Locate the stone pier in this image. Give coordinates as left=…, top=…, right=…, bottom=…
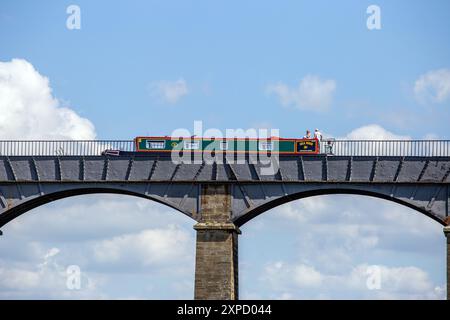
left=445, top=226, right=450, bottom=300
left=194, top=184, right=240, bottom=300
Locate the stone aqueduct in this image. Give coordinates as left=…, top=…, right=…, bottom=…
left=0, top=142, right=449, bottom=299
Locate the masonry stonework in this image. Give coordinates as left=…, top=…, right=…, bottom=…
left=194, top=184, right=240, bottom=300
left=445, top=227, right=450, bottom=300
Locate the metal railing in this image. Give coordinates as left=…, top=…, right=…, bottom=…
left=326, top=140, right=450, bottom=157
left=0, top=140, right=135, bottom=156
left=0, top=139, right=449, bottom=157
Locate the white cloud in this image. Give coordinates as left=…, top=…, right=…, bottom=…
left=0, top=247, right=103, bottom=299
left=39, top=247, right=60, bottom=268
left=267, top=75, right=336, bottom=111
left=44, top=248, right=60, bottom=260
left=342, top=264, right=444, bottom=299
left=0, top=195, right=196, bottom=299
left=344, top=124, right=410, bottom=140
left=4, top=195, right=194, bottom=242
left=423, top=133, right=440, bottom=140
left=293, top=264, right=323, bottom=287
left=0, top=268, right=40, bottom=290
left=149, top=78, right=189, bottom=104
left=332, top=124, right=439, bottom=154
left=258, top=261, right=444, bottom=299
left=275, top=197, right=329, bottom=224
left=241, top=193, right=444, bottom=299
left=93, top=225, right=193, bottom=268
left=414, top=69, right=450, bottom=104
left=0, top=59, right=96, bottom=139
left=271, top=195, right=440, bottom=252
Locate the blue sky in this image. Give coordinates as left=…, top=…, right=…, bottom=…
left=0, top=1, right=449, bottom=299
left=1, top=0, right=450, bottom=138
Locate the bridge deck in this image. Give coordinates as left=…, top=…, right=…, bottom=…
left=0, top=155, right=449, bottom=183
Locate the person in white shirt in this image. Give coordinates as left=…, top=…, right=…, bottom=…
left=314, top=128, right=322, bottom=141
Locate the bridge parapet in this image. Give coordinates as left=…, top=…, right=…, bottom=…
left=0, top=154, right=448, bottom=228
left=0, top=140, right=450, bottom=157
left=0, top=155, right=449, bottom=183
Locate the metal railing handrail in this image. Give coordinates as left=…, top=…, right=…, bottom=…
left=326, top=139, right=449, bottom=142
left=0, top=140, right=134, bottom=142
left=0, top=139, right=448, bottom=157
left=0, top=140, right=135, bottom=156
left=325, top=139, right=450, bottom=157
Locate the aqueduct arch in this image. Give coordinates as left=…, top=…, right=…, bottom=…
left=0, top=186, right=194, bottom=230
left=234, top=186, right=447, bottom=227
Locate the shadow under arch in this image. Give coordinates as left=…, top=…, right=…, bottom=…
left=234, top=187, right=447, bottom=227
left=0, top=187, right=194, bottom=229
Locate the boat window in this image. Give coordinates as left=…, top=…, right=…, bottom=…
left=146, top=140, right=165, bottom=149
left=184, top=141, right=200, bottom=150
left=259, top=141, right=273, bottom=151
left=219, top=141, right=228, bottom=150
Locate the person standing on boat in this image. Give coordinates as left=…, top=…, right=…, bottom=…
left=303, top=130, right=311, bottom=139
left=314, top=128, right=322, bottom=141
